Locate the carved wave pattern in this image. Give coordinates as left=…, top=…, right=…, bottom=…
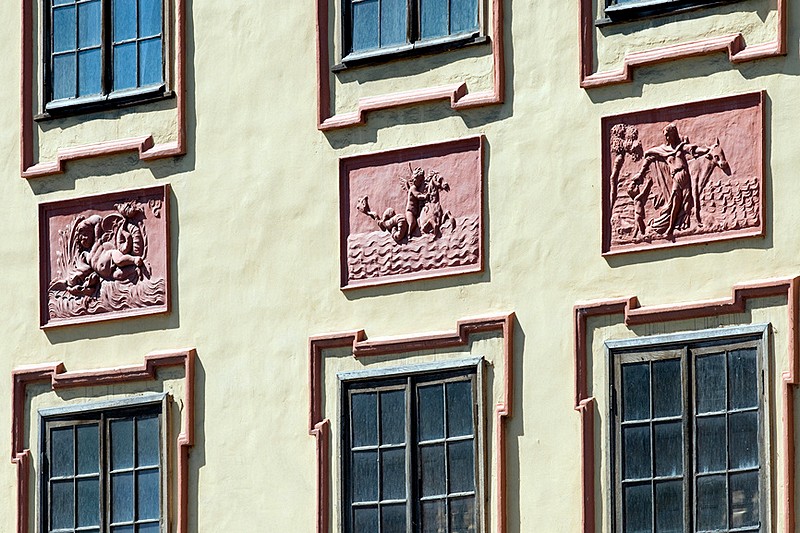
left=347, top=215, right=480, bottom=281
left=48, top=277, right=166, bottom=320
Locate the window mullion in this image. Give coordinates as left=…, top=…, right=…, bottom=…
left=406, top=376, right=414, bottom=533
left=407, top=0, right=417, bottom=43
left=102, top=0, right=111, bottom=95
left=682, top=347, right=692, bottom=533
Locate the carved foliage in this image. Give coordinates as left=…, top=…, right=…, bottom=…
left=602, top=92, right=764, bottom=255
left=40, top=186, right=170, bottom=327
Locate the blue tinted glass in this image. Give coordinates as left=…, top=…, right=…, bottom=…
left=111, top=419, right=134, bottom=470
left=51, top=427, right=74, bottom=477
left=138, top=0, right=162, bottom=37
left=51, top=479, right=74, bottom=530
left=53, top=0, right=74, bottom=5
left=78, top=48, right=102, bottom=95
left=113, top=0, right=137, bottom=41
left=351, top=392, right=378, bottom=447
left=113, top=42, right=137, bottom=90
left=53, top=5, right=77, bottom=53
left=418, top=384, right=444, bottom=441
left=137, top=416, right=160, bottom=467
left=353, top=506, right=378, bottom=532
left=138, top=38, right=163, bottom=86
left=111, top=526, right=135, bottom=533
left=420, top=0, right=448, bottom=39
left=77, top=478, right=100, bottom=527
left=450, top=0, right=477, bottom=34
left=138, top=524, right=160, bottom=533
left=137, top=469, right=160, bottom=520
left=111, top=472, right=134, bottom=523
left=53, top=53, right=77, bottom=99
left=352, top=0, right=379, bottom=52
left=78, top=0, right=101, bottom=47
left=76, top=424, right=99, bottom=475
left=380, top=0, right=406, bottom=47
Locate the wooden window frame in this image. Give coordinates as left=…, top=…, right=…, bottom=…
left=601, top=0, right=745, bottom=24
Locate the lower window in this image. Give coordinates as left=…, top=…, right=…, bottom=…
left=341, top=365, right=482, bottom=532
left=610, top=330, right=768, bottom=532
left=40, top=395, right=165, bottom=533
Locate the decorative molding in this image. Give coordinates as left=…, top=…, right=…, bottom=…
left=315, top=0, right=504, bottom=130
left=573, top=278, right=799, bottom=533
left=39, top=185, right=171, bottom=328
left=308, top=313, right=514, bottom=533
left=602, top=92, right=764, bottom=255
left=579, top=0, right=787, bottom=88
left=20, top=0, right=187, bottom=178
left=11, top=348, right=197, bottom=533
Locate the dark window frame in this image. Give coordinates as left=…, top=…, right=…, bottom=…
left=607, top=326, right=771, bottom=533
left=600, top=0, right=745, bottom=24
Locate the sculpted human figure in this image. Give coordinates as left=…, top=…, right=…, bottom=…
left=403, top=167, right=428, bottom=238
left=419, top=170, right=455, bottom=236
left=608, top=124, right=643, bottom=208
left=356, top=196, right=409, bottom=243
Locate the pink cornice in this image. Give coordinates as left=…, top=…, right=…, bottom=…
left=308, top=313, right=515, bottom=533
left=11, top=349, right=196, bottom=533
left=20, top=0, right=187, bottom=178
left=315, top=0, right=505, bottom=130
left=574, top=278, right=799, bottom=532
left=579, top=0, right=787, bottom=88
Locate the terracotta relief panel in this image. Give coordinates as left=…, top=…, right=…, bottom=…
left=340, top=137, right=483, bottom=289
left=39, top=185, right=170, bottom=327
left=602, top=92, right=764, bottom=255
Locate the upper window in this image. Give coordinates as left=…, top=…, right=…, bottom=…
left=41, top=398, right=164, bottom=533
left=611, top=335, right=767, bottom=532
left=603, top=0, right=742, bottom=22
left=345, top=0, right=479, bottom=58
left=47, top=0, right=164, bottom=110
left=341, top=367, right=481, bottom=532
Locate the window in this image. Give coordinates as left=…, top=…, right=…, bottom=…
left=345, top=0, right=479, bottom=58
left=603, top=0, right=743, bottom=22
left=47, top=0, right=164, bottom=110
left=40, top=396, right=165, bottom=533
left=610, top=333, right=767, bottom=532
left=341, top=366, right=481, bottom=532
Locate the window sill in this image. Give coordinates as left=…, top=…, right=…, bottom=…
left=597, top=0, right=744, bottom=25
left=35, top=85, right=172, bottom=121
left=332, top=32, right=487, bottom=72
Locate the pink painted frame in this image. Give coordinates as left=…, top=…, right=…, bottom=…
left=574, top=278, right=799, bottom=532
left=308, top=313, right=514, bottom=533
left=20, top=0, right=187, bottom=178
left=11, top=348, right=196, bottom=533
left=315, top=0, right=505, bottom=130
left=579, top=0, right=787, bottom=88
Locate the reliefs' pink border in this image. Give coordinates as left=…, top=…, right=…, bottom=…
left=574, top=278, right=799, bottom=533
left=20, top=0, right=186, bottom=178
left=339, top=136, right=484, bottom=289
left=579, top=0, right=787, bottom=88
left=38, top=185, right=172, bottom=328
left=308, top=313, right=514, bottom=533
left=11, top=349, right=196, bottom=533
left=315, top=0, right=505, bottom=130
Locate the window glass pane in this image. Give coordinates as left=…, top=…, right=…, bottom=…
left=420, top=443, right=446, bottom=496
left=138, top=0, right=162, bottom=37
left=380, top=0, right=406, bottom=47
left=51, top=479, right=75, bottom=530
left=380, top=390, right=405, bottom=445
left=113, top=42, right=137, bottom=91
left=654, top=480, right=682, bottom=533
left=380, top=448, right=406, bottom=500
left=352, top=450, right=379, bottom=502
left=78, top=0, right=101, bottom=47
left=113, top=0, right=137, bottom=41
left=728, top=411, right=758, bottom=469
left=419, top=384, right=445, bottom=441
left=351, top=0, right=379, bottom=52
left=729, top=348, right=758, bottom=410
left=352, top=506, right=378, bottom=532
left=696, top=415, right=726, bottom=473
left=420, top=0, right=448, bottom=39
left=653, top=421, right=682, bottom=478
left=137, top=416, right=160, bottom=467
left=623, top=424, right=651, bottom=480
left=448, top=439, right=475, bottom=493
left=53, top=5, right=77, bottom=53
left=622, top=362, right=650, bottom=421
left=53, top=53, right=77, bottom=99
left=76, top=424, right=99, bottom=475
left=421, top=499, right=447, bottom=533
left=78, top=48, right=102, bottom=96
left=51, top=426, right=74, bottom=477
left=696, top=474, right=727, bottom=530
left=54, top=0, right=74, bottom=5
left=729, top=471, right=759, bottom=528
left=450, top=0, right=478, bottom=34
left=381, top=503, right=406, bottom=533
left=137, top=469, right=160, bottom=520
left=111, top=526, right=135, bottom=533
left=696, top=353, right=726, bottom=413
left=446, top=381, right=473, bottom=437
left=623, top=483, right=652, bottom=533
left=111, top=471, right=134, bottom=523
left=450, top=496, right=476, bottom=532
left=111, top=419, right=135, bottom=470
left=77, top=477, right=100, bottom=527
left=351, top=392, right=378, bottom=447
left=138, top=524, right=160, bottom=533
left=652, top=359, right=681, bottom=418
left=139, top=38, right=163, bottom=86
